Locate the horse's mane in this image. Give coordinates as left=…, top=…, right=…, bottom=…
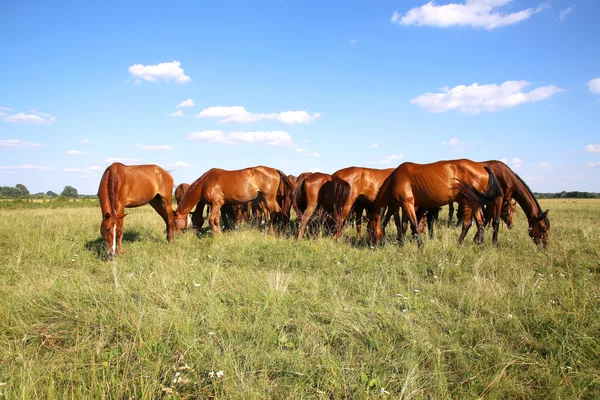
left=107, top=167, right=119, bottom=214
left=511, top=169, right=550, bottom=227
left=178, top=169, right=211, bottom=211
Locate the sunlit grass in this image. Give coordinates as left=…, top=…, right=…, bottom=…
left=0, top=199, right=599, bottom=398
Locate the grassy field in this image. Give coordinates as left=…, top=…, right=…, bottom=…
left=0, top=199, right=599, bottom=399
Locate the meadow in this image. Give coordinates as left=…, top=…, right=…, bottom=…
left=0, top=199, right=599, bottom=399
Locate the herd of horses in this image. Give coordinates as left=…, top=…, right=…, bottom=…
left=97, top=159, right=550, bottom=258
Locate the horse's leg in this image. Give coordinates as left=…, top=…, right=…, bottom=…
left=265, top=197, right=281, bottom=236
left=403, top=202, right=422, bottom=247
left=208, top=201, right=224, bottom=235
left=381, top=204, right=400, bottom=243
left=427, top=209, right=437, bottom=240
left=334, top=193, right=359, bottom=239
left=149, top=195, right=174, bottom=243
left=456, top=202, right=464, bottom=227
left=458, top=205, right=474, bottom=245
left=191, top=202, right=206, bottom=230
left=473, top=208, right=485, bottom=244
left=354, top=204, right=365, bottom=239
left=491, top=196, right=502, bottom=248
left=116, top=210, right=125, bottom=255
left=297, top=201, right=318, bottom=241
left=447, top=203, right=454, bottom=227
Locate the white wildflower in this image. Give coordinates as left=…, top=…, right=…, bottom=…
left=507, top=314, right=513, bottom=319
left=216, top=371, right=224, bottom=379
left=413, top=289, right=420, bottom=293
left=379, top=387, right=390, bottom=395
left=208, top=371, right=215, bottom=378
left=193, top=282, right=201, bottom=287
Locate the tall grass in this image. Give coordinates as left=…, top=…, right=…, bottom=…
left=0, top=199, right=599, bottom=398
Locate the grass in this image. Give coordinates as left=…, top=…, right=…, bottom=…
left=0, top=199, right=599, bottom=399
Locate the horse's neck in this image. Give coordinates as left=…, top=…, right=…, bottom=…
left=181, top=183, right=203, bottom=214
left=511, top=177, right=539, bottom=220
left=98, top=170, right=114, bottom=215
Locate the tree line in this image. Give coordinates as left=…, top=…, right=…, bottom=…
left=534, top=191, right=600, bottom=199
left=0, top=184, right=81, bottom=198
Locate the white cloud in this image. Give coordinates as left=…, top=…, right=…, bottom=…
left=0, top=106, right=11, bottom=111
left=533, top=162, right=553, bottom=172
left=308, top=152, right=320, bottom=157
left=411, top=81, right=563, bottom=114
left=369, top=143, right=379, bottom=148
left=80, top=139, right=89, bottom=144
left=0, top=164, right=52, bottom=171
left=134, top=144, right=172, bottom=151
left=87, top=166, right=102, bottom=171
left=62, top=168, right=80, bottom=173
left=195, top=106, right=320, bottom=125
left=511, top=158, right=523, bottom=169
left=366, top=154, right=404, bottom=165
left=442, top=137, right=461, bottom=146
left=587, top=78, right=600, bottom=95
left=187, top=130, right=293, bottom=146
left=167, top=161, right=191, bottom=169
left=3, top=110, right=56, bottom=124
left=104, top=157, right=138, bottom=164
left=176, top=98, right=195, bottom=108
left=128, top=61, right=191, bottom=84
left=350, top=39, right=358, bottom=44
left=559, top=6, right=573, bottom=22
left=66, top=150, right=89, bottom=156
left=228, top=131, right=293, bottom=146
left=169, top=110, right=184, bottom=117
left=394, top=0, right=547, bottom=30
left=296, top=147, right=307, bottom=152
left=0, top=139, right=42, bottom=149
left=584, top=144, right=600, bottom=153
left=587, top=162, right=600, bottom=167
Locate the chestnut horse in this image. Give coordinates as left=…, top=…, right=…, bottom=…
left=174, top=183, right=190, bottom=206
left=293, top=172, right=336, bottom=240
left=368, top=159, right=503, bottom=248
left=173, top=166, right=292, bottom=235
left=332, top=167, right=401, bottom=239
left=98, top=163, right=174, bottom=258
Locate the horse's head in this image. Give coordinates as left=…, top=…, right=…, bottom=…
left=529, top=209, right=550, bottom=249
left=501, top=200, right=516, bottom=229
left=173, top=210, right=189, bottom=232
left=100, top=212, right=126, bottom=258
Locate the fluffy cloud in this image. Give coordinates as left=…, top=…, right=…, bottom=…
left=559, top=6, right=573, bottom=22
left=501, top=157, right=524, bottom=169
left=62, top=166, right=102, bottom=173
left=308, top=152, right=320, bottom=157
left=0, top=139, right=42, bottom=149
left=587, top=78, right=600, bottom=95
left=176, top=99, right=195, bottom=108
left=350, top=39, right=358, bottom=44
left=134, top=144, right=172, bottom=151
left=80, top=139, right=89, bottom=144
left=393, top=0, right=547, bottom=30
left=587, top=162, right=600, bottom=167
left=584, top=144, right=600, bottom=153
left=369, top=144, right=379, bottom=148
left=3, top=110, right=56, bottom=124
left=66, top=150, right=89, bottom=155
left=128, top=61, right=191, bottom=83
left=366, top=154, right=404, bottom=165
left=186, top=130, right=293, bottom=146
left=441, top=137, right=461, bottom=146
left=411, top=81, right=563, bottom=114
left=195, top=106, right=320, bottom=124
left=169, top=110, right=183, bottom=117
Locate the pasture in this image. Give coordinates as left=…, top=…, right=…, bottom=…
left=0, top=199, right=599, bottom=399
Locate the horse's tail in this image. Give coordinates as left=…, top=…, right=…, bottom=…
left=276, top=170, right=294, bottom=215
left=455, top=167, right=503, bottom=207
left=292, top=174, right=309, bottom=215
left=332, top=174, right=352, bottom=222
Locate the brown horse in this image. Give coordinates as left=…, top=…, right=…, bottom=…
left=174, top=183, right=190, bottom=207
left=331, top=167, right=401, bottom=239
left=98, top=163, right=174, bottom=258
left=173, top=166, right=292, bottom=235
left=368, top=159, right=503, bottom=247
left=293, top=172, right=336, bottom=240
left=481, top=160, right=549, bottom=248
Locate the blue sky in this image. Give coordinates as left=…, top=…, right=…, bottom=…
left=1, top=0, right=599, bottom=194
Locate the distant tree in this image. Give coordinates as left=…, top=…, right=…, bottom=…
left=61, top=186, right=78, bottom=197
left=15, top=184, right=30, bottom=196
left=0, top=186, right=20, bottom=197
left=46, top=190, right=58, bottom=197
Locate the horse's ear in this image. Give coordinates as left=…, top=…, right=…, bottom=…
left=541, top=209, right=549, bottom=219
left=116, top=213, right=127, bottom=219
left=104, top=213, right=110, bottom=221
left=173, top=210, right=178, bottom=217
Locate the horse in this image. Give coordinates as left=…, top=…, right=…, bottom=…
left=293, top=172, right=336, bottom=240
left=98, top=163, right=174, bottom=258
left=368, top=159, right=504, bottom=248
left=173, top=166, right=292, bottom=235
left=174, top=183, right=190, bottom=206
left=331, top=167, right=401, bottom=239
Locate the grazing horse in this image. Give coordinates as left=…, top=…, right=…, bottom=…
left=331, top=167, right=401, bottom=239
left=480, top=160, right=550, bottom=248
left=173, top=166, right=292, bottom=235
left=98, top=163, right=174, bottom=258
left=368, top=159, right=503, bottom=248
left=174, top=183, right=190, bottom=207
left=293, top=172, right=336, bottom=240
